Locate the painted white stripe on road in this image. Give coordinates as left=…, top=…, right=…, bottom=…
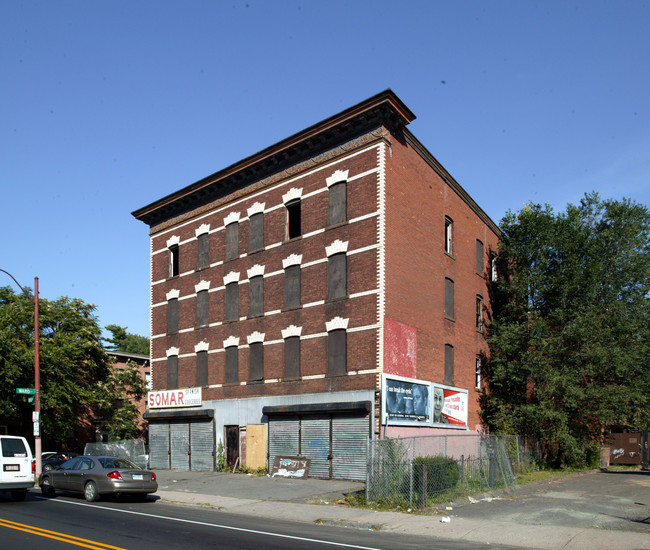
left=39, top=497, right=386, bottom=550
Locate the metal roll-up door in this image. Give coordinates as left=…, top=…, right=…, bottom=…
left=268, top=415, right=299, bottom=469
left=301, top=415, right=331, bottom=479
left=149, top=422, right=170, bottom=470
left=190, top=419, right=214, bottom=471
left=332, top=413, right=369, bottom=481
left=170, top=420, right=190, bottom=470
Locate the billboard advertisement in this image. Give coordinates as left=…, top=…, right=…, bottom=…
left=382, top=374, right=468, bottom=429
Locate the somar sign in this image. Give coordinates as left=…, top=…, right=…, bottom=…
left=148, top=387, right=202, bottom=409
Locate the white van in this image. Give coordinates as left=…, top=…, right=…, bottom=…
left=0, top=435, right=35, bottom=500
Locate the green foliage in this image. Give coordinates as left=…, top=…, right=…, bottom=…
left=413, top=455, right=460, bottom=493
left=103, top=324, right=149, bottom=355
left=216, top=439, right=226, bottom=471
left=483, top=193, right=650, bottom=468
left=0, top=288, right=145, bottom=446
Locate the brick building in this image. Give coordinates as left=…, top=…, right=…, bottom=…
left=133, top=90, right=500, bottom=479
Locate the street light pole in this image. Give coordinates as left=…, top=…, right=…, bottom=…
left=0, top=269, right=41, bottom=476
left=33, top=277, right=41, bottom=476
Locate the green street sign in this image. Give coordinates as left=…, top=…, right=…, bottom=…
left=16, top=388, right=35, bottom=395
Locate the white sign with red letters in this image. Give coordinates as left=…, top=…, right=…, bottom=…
left=148, top=387, right=202, bottom=409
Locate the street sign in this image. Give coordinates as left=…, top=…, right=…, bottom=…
left=16, top=388, right=35, bottom=395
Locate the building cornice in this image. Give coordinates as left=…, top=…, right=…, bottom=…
left=132, top=89, right=415, bottom=228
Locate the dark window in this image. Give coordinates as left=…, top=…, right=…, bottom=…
left=328, top=253, right=347, bottom=300
left=169, top=245, right=179, bottom=277
left=196, top=290, right=209, bottom=327
left=284, top=336, right=300, bottom=379
left=475, top=355, right=482, bottom=389
left=167, top=355, right=178, bottom=389
left=226, top=282, right=239, bottom=321
left=167, top=298, right=179, bottom=334
left=249, top=212, right=264, bottom=251
left=328, top=181, right=347, bottom=226
left=249, top=342, right=264, bottom=381
left=445, top=217, right=453, bottom=255
left=249, top=276, right=263, bottom=317
left=286, top=200, right=301, bottom=239
left=476, top=295, right=483, bottom=332
left=284, top=265, right=301, bottom=308
left=445, top=278, right=454, bottom=319
left=196, top=350, right=208, bottom=386
left=444, top=344, right=454, bottom=386
left=476, top=239, right=484, bottom=275
left=197, top=233, right=209, bottom=269
left=226, top=222, right=239, bottom=260
left=225, top=346, right=238, bottom=384
left=328, top=329, right=347, bottom=375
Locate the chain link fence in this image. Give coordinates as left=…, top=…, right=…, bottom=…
left=366, top=434, right=519, bottom=507
left=84, top=440, right=148, bottom=469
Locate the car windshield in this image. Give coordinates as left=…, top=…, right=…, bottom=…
left=98, top=457, right=139, bottom=470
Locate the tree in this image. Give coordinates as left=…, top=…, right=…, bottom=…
left=103, top=324, right=149, bottom=355
left=0, top=290, right=146, bottom=447
left=482, top=193, right=650, bottom=468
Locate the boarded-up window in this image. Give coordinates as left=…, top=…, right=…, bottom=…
left=226, top=282, right=239, bottom=321
left=328, top=181, right=347, bottom=226
left=286, top=200, right=301, bottom=239
left=167, top=298, right=179, bottom=334
left=249, top=342, right=264, bottom=381
left=250, top=212, right=264, bottom=251
left=167, top=355, right=178, bottom=389
left=196, top=350, right=208, bottom=386
left=249, top=276, right=263, bottom=317
left=169, top=245, right=179, bottom=277
left=225, top=346, right=238, bottom=384
left=197, top=233, right=209, bottom=269
left=284, top=265, right=301, bottom=309
left=196, top=290, right=209, bottom=327
left=445, top=278, right=454, bottom=319
left=226, top=222, right=239, bottom=260
left=328, top=329, right=347, bottom=375
left=284, top=336, right=300, bottom=379
left=476, top=239, right=484, bottom=275
left=328, top=253, right=347, bottom=300
left=444, top=344, right=454, bottom=385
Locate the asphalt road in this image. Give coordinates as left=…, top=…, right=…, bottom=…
left=0, top=491, right=514, bottom=550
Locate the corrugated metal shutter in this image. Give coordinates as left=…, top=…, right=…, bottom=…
left=170, top=420, right=190, bottom=470
left=268, top=415, right=299, bottom=470
left=149, top=422, right=170, bottom=470
left=301, top=415, right=331, bottom=479
left=190, top=419, right=214, bottom=471
left=332, top=413, right=369, bottom=481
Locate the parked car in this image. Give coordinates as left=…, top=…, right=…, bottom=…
left=39, top=455, right=157, bottom=502
left=41, top=451, right=80, bottom=471
left=0, top=435, right=35, bottom=501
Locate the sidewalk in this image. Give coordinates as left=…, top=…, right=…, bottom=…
left=153, top=469, right=650, bottom=549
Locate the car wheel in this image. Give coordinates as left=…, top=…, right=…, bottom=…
left=41, top=477, right=56, bottom=497
left=84, top=481, right=100, bottom=502
left=11, top=489, right=27, bottom=501
left=43, top=464, right=53, bottom=472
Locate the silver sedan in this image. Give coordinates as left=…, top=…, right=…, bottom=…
left=39, top=455, right=157, bottom=502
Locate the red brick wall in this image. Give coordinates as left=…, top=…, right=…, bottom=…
left=384, top=136, right=499, bottom=430
left=149, top=144, right=383, bottom=401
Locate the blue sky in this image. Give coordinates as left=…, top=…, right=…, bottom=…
left=2, top=1, right=648, bottom=339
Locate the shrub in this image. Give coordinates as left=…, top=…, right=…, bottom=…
left=413, top=455, right=460, bottom=494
